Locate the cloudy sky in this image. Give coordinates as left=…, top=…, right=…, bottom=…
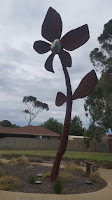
left=0, top=0, right=112, bottom=128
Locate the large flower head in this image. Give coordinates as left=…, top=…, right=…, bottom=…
left=33, top=7, right=90, bottom=73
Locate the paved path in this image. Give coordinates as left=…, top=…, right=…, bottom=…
left=0, top=167, right=112, bottom=200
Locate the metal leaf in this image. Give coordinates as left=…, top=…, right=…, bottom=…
left=59, top=49, right=72, bottom=67
left=42, top=7, right=62, bottom=43
left=45, top=53, right=55, bottom=73
left=61, top=24, right=89, bottom=51
left=55, top=92, right=67, bottom=107
left=72, top=70, right=97, bottom=100
left=33, top=40, right=50, bottom=54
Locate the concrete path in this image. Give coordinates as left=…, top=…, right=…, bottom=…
left=0, top=168, right=112, bottom=200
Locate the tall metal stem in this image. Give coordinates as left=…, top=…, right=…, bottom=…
left=50, top=66, right=72, bottom=181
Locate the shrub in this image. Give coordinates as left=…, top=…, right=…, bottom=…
left=104, top=162, right=112, bottom=169
left=43, top=172, right=51, bottom=179
left=0, top=167, right=4, bottom=178
left=80, top=171, right=89, bottom=177
left=28, top=174, right=36, bottom=184
left=0, top=176, right=22, bottom=191
left=8, top=158, right=17, bottom=165
left=16, top=156, right=29, bottom=165
left=53, top=177, right=63, bottom=194
left=88, top=171, right=101, bottom=183
left=91, top=164, right=99, bottom=173
left=65, top=163, right=83, bottom=171
left=59, top=173, right=74, bottom=183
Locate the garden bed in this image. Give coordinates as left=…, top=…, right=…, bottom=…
left=0, top=161, right=107, bottom=194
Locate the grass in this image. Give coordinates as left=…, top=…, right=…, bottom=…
left=0, top=150, right=112, bottom=162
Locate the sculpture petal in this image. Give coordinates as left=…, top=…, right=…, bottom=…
left=33, top=40, right=50, bottom=54
left=61, top=24, right=90, bottom=51
left=72, top=70, right=97, bottom=100
left=42, top=7, right=62, bottom=43
left=55, top=92, right=67, bottom=107
left=45, top=53, right=55, bottom=73
left=59, top=49, right=72, bottom=67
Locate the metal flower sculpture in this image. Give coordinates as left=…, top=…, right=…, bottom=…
left=33, top=7, right=97, bottom=181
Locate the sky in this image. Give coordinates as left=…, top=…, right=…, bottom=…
left=0, top=0, right=112, bottom=128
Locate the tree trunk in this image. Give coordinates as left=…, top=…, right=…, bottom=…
left=50, top=65, right=72, bottom=181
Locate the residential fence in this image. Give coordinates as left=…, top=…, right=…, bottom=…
left=0, top=137, right=110, bottom=153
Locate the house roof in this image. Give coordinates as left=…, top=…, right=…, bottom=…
left=0, top=125, right=60, bottom=137
left=102, top=134, right=112, bottom=140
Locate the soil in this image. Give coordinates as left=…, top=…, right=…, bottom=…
left=1, top=162, right=107, bottom=194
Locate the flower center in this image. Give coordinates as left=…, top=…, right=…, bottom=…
left=51, top=39, right=61, bottom=54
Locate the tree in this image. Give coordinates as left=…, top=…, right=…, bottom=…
left=84, top=123, right=105, bottom=148
left=0, top=120, right=13, bottom=127
left=84, top=19, right=112, bottom=133
left=69, top=116, right=84, bottom=136
left=23, top=96, right=49, bottom=125
left=0, top=120, right=19, bottom=127
left=42, top=118, right=63, bottom=135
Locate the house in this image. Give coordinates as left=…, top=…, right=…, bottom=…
left=0, top=125, right=60, bottom=139
left=68, top=135, right=84, bottom=141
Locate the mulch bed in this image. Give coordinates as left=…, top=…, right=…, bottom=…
left=1, top=163, right=107, bottom=194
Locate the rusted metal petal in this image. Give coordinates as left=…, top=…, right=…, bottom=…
left=33, top=40, right=50, bottom=54
left=42, top=7, right=62, bottom=43
left=72, top=70, right=97, bottom=100
left=59, top=49, right=72, bottom=67
left=61, top=24, right=89, bottom=51
left=45, top=53, right=55, bottom=73
left=55, top=92, right=67, bottom=107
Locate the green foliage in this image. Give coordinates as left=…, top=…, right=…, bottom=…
left=0, top=176, right=22, bottom=191
left=28, top=174, right=36, bottom=184
left=53, top=177, right=63, bottom=194
left=42, top=118, right=63, bottom=135
left=53, top=172, right=75, bottom=194
left=69, top=116, right=85, bottom=136
left=0, top=120, right=13, bottom=127
left=0, top=120, right=19, bottom=127
left=23, top=96, right=49, bottom=125
left=85, top=19, right=112, bottom=134
left=84, top=123, right=105, bottom=147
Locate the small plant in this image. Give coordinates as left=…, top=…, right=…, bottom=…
left=80, top=171, right=89, bottom=177
left=59, top=173, right=74, bottom=183
left=16, top=156, right=29, bottom=165
left=91, top=164, right=99, bottom=173
left=0, top=167, right=5, bottom=178
left=0, top=176, right=22, bottom=191
left=88, top=171, right=101, bottom=183
left=104, top=162, right=112, bottom=169
left=8, top=158, right=17, bottom=165
left=43, top=172, right=51, bottom=179
left=28, top=174, right=36, bottom=184
left=53, top=177, right=63, bottom=194
left=65, top=163, right=84, bottom=172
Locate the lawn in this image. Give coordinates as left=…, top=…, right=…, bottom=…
left=0, top=150, right=112, bottom=162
